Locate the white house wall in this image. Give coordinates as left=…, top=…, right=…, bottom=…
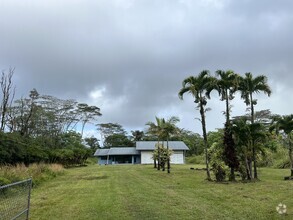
left=170, top=151, right=184, bottom=164
left=141, top=150, right=185, bottom=164
left=141, top=151, right=154, bottom=164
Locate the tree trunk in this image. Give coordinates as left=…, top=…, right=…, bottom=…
left=252, top=143, right=258, bottom=179
left=157, top=140, right=161, bottom=171
left=289, top=147, right=293, bottom=176
left=229, top=167, right=235, bottom=181
left=225, top=90, right=230, bottom=124
left=200, top=101, right=212, bottom=181
left=250, top=93, right=258, bottom=179
left=245, top=156, right=252, bottom=180
left=167, top=137, right=170, bottom=174
left=289, top=137, right=293, bottom=177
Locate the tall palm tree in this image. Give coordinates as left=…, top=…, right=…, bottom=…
left=270, top=115, right=293, bottom=177
left=238, top=73, right=271, bottom=179
left=214, top=70, right=240, bottom=181
left=178, top=70, right=215, bottom=181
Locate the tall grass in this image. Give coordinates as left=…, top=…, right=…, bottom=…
left=0, top=163, right=64, bottom=187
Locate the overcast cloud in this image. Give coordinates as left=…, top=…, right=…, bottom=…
left=0, top=0, right=292, bottom=136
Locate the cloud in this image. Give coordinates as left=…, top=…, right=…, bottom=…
left=0, top=0, right=292, bottom=135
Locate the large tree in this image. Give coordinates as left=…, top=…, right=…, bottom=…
left=178, top=70, right=215, bottom=181
left=238, top=73, right=272, bottom=179
left=77, top=103, right=101, bottom=136
left=270, top=115, right=293, bottom=178
left=96, top=123, right=126, bottom=146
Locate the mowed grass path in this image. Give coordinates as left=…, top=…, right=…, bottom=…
left=30, top=164, right=293, bottom=220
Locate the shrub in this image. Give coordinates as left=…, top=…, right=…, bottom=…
left=0, top=177, right=11, bottom=187
left=186, top=155, right=205, bottom=164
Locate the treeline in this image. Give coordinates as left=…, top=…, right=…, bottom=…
left=0, top=68, right=101, bottom=166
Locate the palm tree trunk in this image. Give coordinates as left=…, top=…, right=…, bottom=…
left=250, top=93, right=258, bottom=179
left=200, top=102, right=212, bottom=181
left=167, top=137, right=170, bottom=174
left=289, top=147, right=293, bottom=177
left=225, top=90, right=230, bottom=124
left=157, top=140, right=160, bottom=170
left=245, top=156, right=252, bottom=180
left=252, top=140, right=258, bottom=179
left=289, top=136, right=293, bottom=177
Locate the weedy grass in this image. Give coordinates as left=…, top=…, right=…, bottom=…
left=0, top=163, right=64, bottom=186
left=30, top=164, right=293, bottom=220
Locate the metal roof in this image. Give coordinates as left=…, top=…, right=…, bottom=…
left=94, top=147, right=139, bottom=156
left=94, top=149, right=110, bottom=156
left=108, top=147, right=139, bottom=155
left=136, top=141, right=189, bottom=150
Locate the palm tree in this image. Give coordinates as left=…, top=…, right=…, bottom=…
left=178, top=70, right=215, bottom=181
left=214, top=70, right=239, bottom=124
left=238, top=73, right=272, bottom=179
left=232, top=118, right=252, bottom=180
left=146, top=117, right=165, bottom=170
left=161, top=116, right=180, bottom=173
left=239, top=73, right=272, bottom=124
left=270, top=115, right=293, bottom=177
left=214, top=70, right=240, bottom=181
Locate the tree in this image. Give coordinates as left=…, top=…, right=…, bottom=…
left=238, top=73, right=272, bottom=179
left=270, top=115, right=293, bottom=178
left=0, top=68, right=15, bottom=131
left=232, top=118, right=268, bottom=180
left=103, top=133, right=134, bottom=148
left=84, top=136, right=100, bottom=154
left=97, top=123, right=126, bottom=146
left=214, top=70, right=240, bottom=181
left=131, top=130, right=144, bottom=141
left=77, top=103, right=101, bottom=136
left=161, top=116, right=180, bottom=173
left=214, top=70, right=239, bottom=124
left=178, top=70, right=215, bottom=181
left=146, top=117, right=166, bottom=170
left=180, top=130, right=204, bottom=156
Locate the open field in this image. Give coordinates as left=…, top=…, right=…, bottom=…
left=30, top=164, right=293, bottom=220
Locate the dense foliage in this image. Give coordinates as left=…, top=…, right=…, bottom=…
left=179, top=69, right=292, bottom=181
left=0, top=70, right=100, bottom=166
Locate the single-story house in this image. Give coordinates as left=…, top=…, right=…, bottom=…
left=94, top=141, right=189, bottom=165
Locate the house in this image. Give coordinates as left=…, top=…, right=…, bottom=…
left=94, top=141, right=189, bottom=165
left=94, top=147, right=140, bottom=165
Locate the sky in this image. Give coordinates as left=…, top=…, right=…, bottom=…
left=0, top=0, right=292, bottom=137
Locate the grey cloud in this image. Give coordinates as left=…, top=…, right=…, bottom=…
left=0, top=0, right=292, bottom=133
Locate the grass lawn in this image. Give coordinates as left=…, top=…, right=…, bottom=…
left=30, top=164, right=293, bottom=220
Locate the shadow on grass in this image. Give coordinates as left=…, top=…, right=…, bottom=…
left=82, top=175, right=108, bottom=181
